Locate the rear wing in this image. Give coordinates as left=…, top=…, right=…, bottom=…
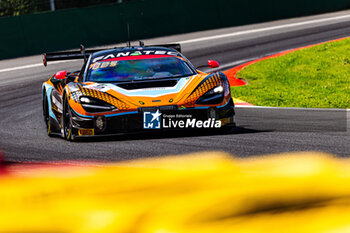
left=150, top=43, right=181, bottom=53
left=42, top=43, right=181, bottom=66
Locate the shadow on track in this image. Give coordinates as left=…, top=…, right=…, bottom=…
left=75, top=126, right=271, bottom=143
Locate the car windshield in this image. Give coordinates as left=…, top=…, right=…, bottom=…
left=86, top=56, right=195, bottom=82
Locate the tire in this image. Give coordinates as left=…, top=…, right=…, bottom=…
left=43, top=93, right=53, bottom=137
left=62, top=95, right=76, bottom=141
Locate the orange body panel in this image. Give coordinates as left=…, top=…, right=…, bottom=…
left=45, top=71, right=233, bottom=117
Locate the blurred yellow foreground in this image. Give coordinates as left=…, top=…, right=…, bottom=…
left=1, top=151, right=350, bottom=232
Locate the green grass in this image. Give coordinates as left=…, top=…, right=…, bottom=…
left=232, top=38, right=350, bottom=108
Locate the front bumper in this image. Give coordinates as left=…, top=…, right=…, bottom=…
left=70, top=99, right=235, bottom=137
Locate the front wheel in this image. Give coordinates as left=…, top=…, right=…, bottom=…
left=62, top=96, right=76, bottom=141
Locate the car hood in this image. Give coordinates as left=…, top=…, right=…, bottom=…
left=80, top=74, right=207, bottom=108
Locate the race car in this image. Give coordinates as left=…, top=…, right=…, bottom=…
left=42, top=42, right=235, bottom=140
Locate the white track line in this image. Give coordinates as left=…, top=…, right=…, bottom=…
left=0, top=60, right=76, bottom=74
left=1, top=13, right=350, bottom=74
left=176, top=14, right=350, bottom=44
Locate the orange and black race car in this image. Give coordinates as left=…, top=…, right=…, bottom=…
left=42, top=43, right=235, bottom=141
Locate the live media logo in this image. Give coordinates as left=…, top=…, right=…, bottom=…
left=143, top=110, right=161, bottom=129
left=143, top=111, right=221, bottom=129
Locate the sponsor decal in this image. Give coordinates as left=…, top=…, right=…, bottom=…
left=143, top=110, right=221, bottom=129
left=78, top=129, right=94, bottom=136
left=89, top=61, right=118, bottom=70
left=93, top=50, right=179, bottom=62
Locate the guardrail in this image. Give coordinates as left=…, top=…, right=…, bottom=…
left=0, top=0, right=349, bottom=59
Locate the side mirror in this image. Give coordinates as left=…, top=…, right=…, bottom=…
left=196, top=60, right=220, bottom=70
left=55, top=70, right=67, bottom=80
left=208, top=60, right=219, bottom=68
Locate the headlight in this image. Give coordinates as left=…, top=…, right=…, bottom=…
left=185, top=72, right=230, bottom=106
left=196, top=85, right=225, bottom=105
left=80, top=97, right=92, bottom=104
left=213, top=85, right=224, bottom=93
left=79, top=96, right=117, bottom=113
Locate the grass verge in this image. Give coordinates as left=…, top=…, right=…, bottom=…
left=232, top=38, right=350, bottom=108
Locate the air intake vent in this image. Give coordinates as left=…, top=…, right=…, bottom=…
left=117, top=79, right=178, bottom=90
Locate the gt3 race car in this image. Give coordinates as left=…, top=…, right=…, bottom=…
left=42, top=43, right=235, bottom=140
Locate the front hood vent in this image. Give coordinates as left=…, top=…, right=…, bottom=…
left=116, top=79, right=178, bottom=90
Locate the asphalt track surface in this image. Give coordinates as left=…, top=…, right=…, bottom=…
left=0, top=10, right=349, bottom=162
